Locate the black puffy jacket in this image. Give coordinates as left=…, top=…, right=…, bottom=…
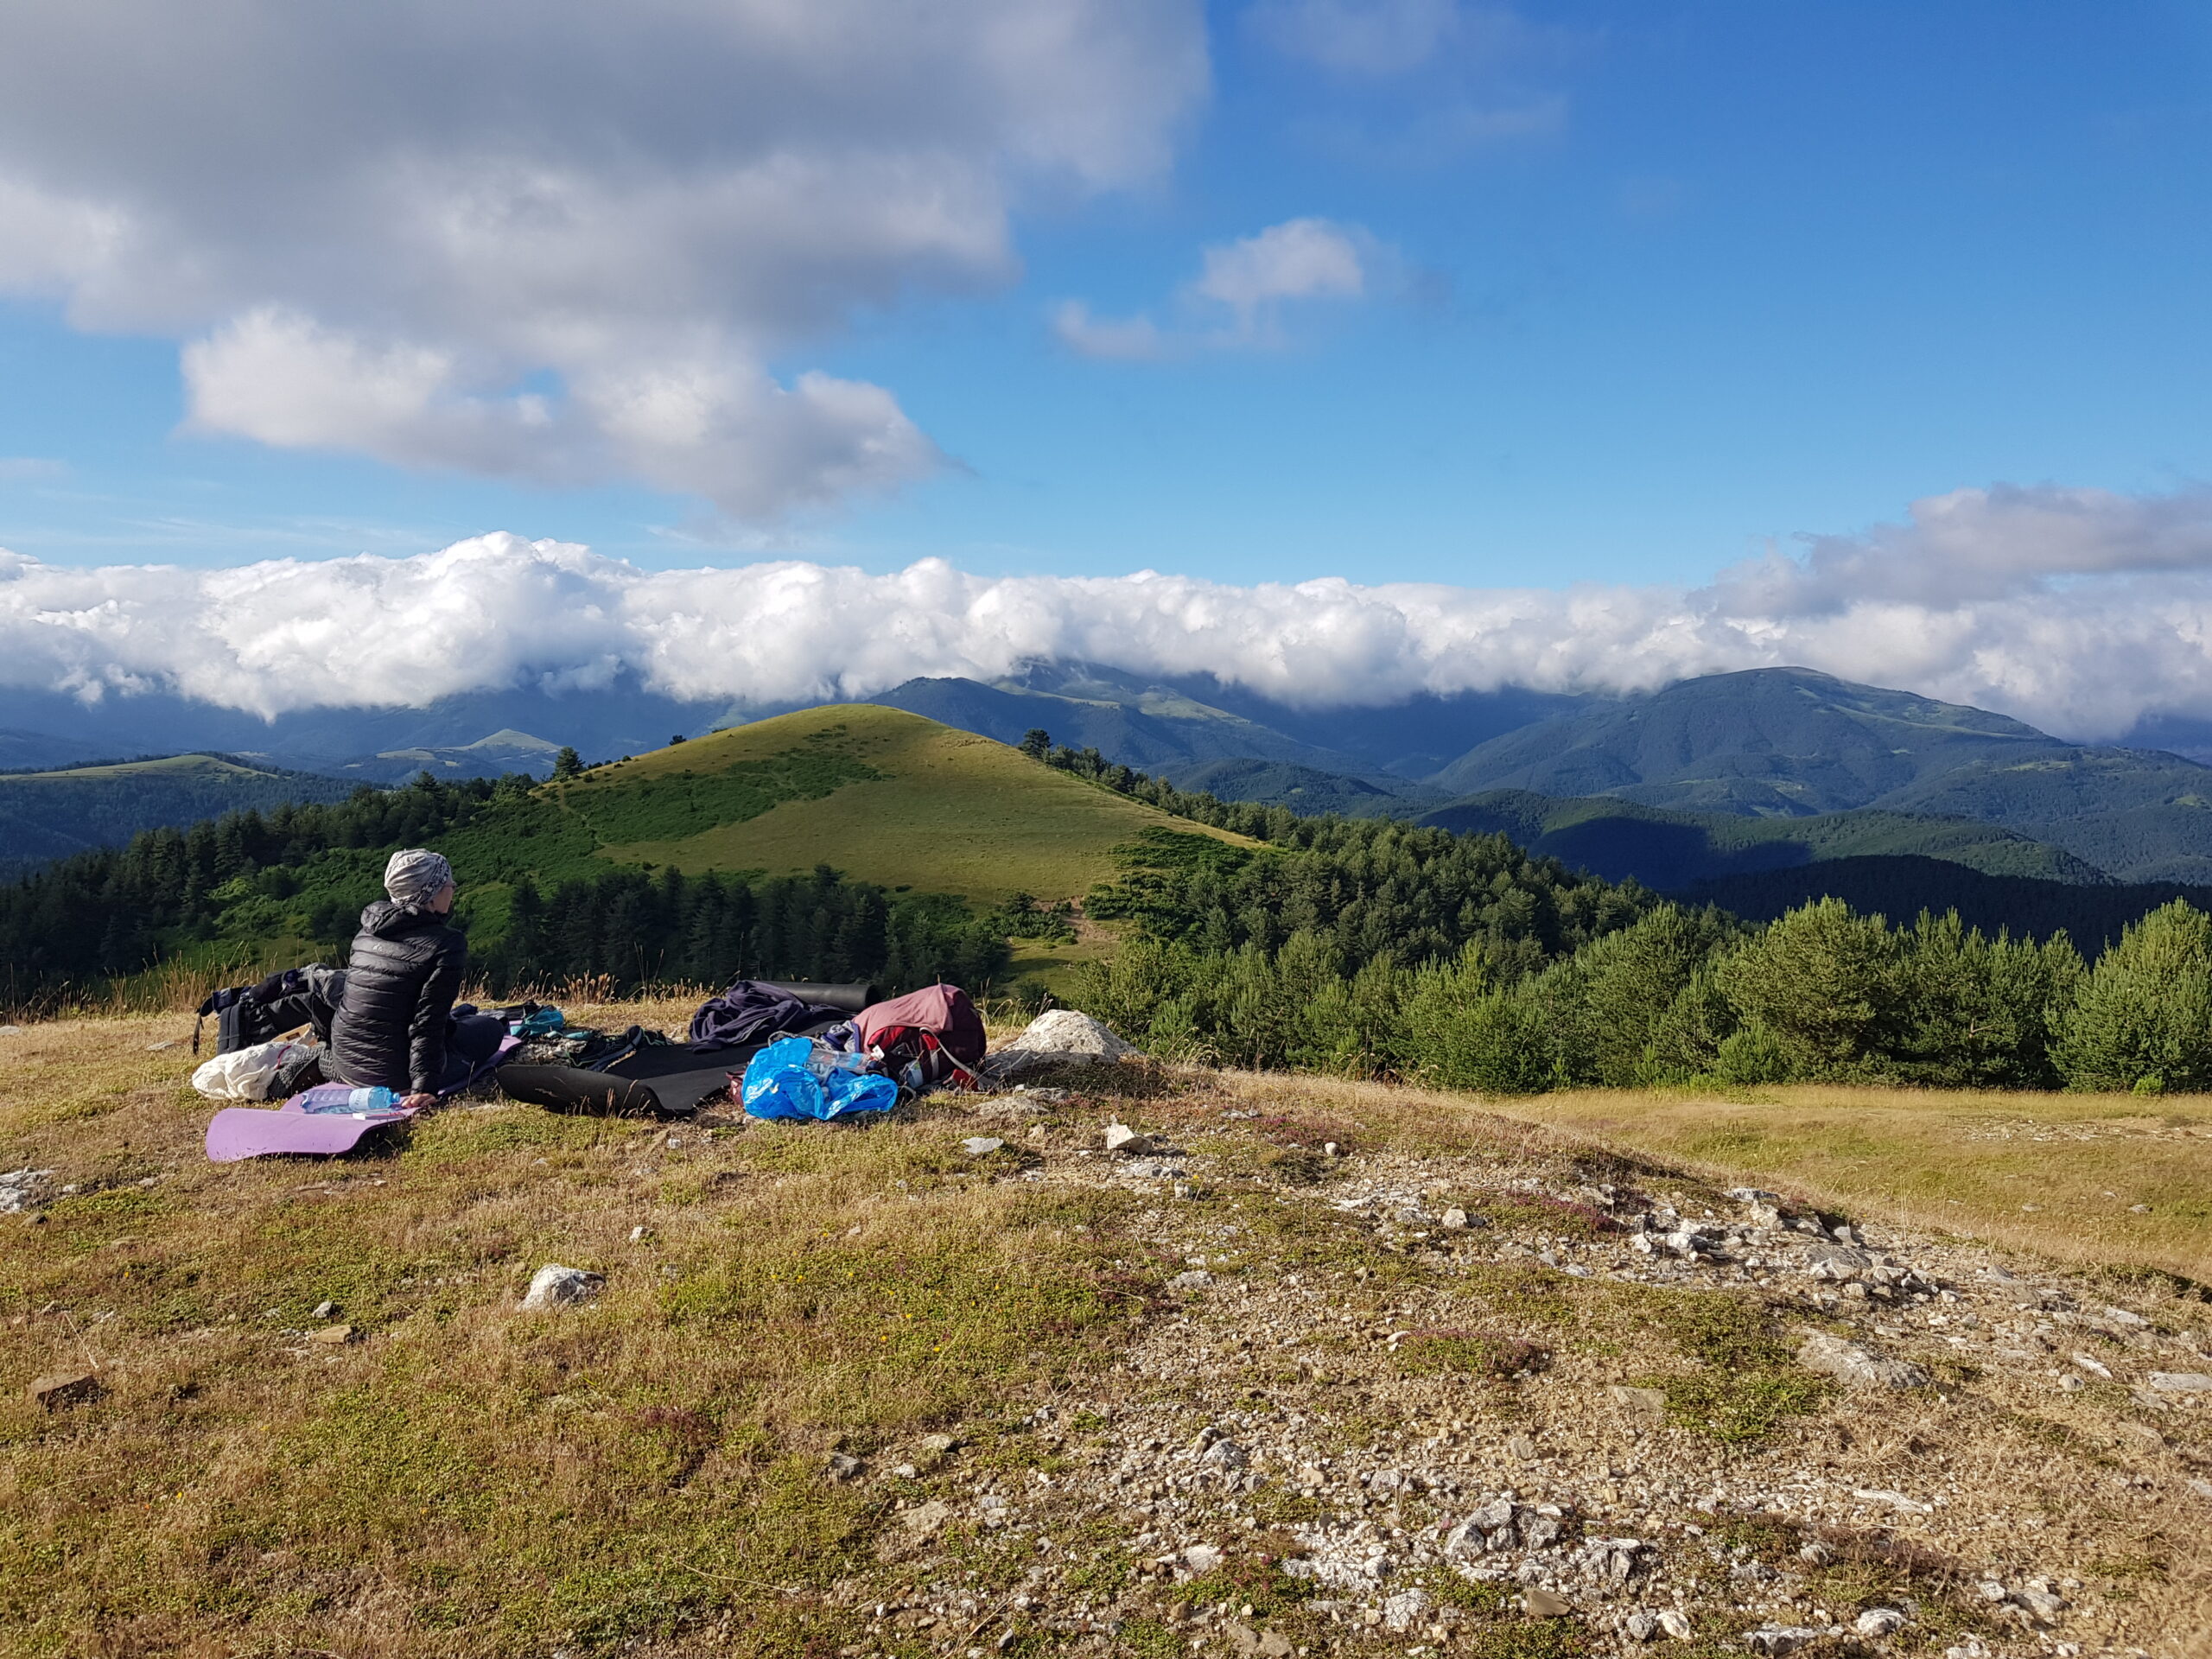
left=328, top=900, right=467, bottom=1095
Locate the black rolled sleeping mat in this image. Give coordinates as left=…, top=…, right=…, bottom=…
left=499, top=1057, right=760, bottom=1118
left=753, top=979, right=877, bottom=1014
left=498, top=1066, right=678, bottom=1118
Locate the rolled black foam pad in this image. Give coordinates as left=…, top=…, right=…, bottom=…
left=752, top=979, right=878, bottom=1014
left=499, top=1065, right=671, bottom=1118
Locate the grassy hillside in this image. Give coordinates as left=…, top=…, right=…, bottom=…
left=0, top=752, right=359, bottom=876
left=3, top=1006, right=2208, bottom=1655
left=1418, top=788, right=2108, bottom=885
left=557, top=704, right=1252, bottom=906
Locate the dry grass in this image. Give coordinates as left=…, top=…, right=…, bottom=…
left=5, top=1013, right=2211, bottom=1656
left=0, top=999, right=1149, bottom=1656
left=1477, top=1084, right=2212, bottom=1286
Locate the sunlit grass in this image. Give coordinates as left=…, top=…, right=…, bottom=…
left=1487, top=1083, right=2212, bottom=1282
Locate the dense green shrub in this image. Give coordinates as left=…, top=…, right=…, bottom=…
left=2053, top=900, right=2212, bottom=1093
left=1711, top=899, right=1906, bottom=1080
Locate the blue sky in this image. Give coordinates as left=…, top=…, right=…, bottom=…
left=2, top=1, right=2206, bottom=591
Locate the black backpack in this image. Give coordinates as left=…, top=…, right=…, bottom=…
left=192, top=965, right=337, bottom=1056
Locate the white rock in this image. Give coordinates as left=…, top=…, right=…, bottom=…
left=1856, top=1608, right=1908, bottom=1637
left=1802, top=1243, right=1872, bottom=1281
left=1852, top=1488, right=1933, bottom=1513
left=1200, top=1438, right=1249, bottom=1470
left=2101, top=1306, right=2150, bottom=1329
left=2149, top=1370, right=2212, bottom=1392
left=1799, top=1332, right=1929, bottom=1389
left=1103, top=1122, right=1153, bottom=1155
left=2017, top=1588, right=2066, bottom=1618
left=1745, top=1628, right=1823, bottom=1656
left=520, top=1264, right=604, bottom=1311
left=898, top=1498, right=952, bottom=1539
left=1728, top=1188, right=1783, bottom=1206
left=1168, top=1269, right=1215, bottom=1292
left=982, top=1011, right=1136, bottom=1077
left=1656, top=1610, right=1694, bottom=1640
left=0, top=1025, right=22, bottom=1036
left=1440, top=1207, right=1469, bottom=1230
left=960, top=1136, right=1005, bottom=1157
left=1625, top=1611, right=1659, bottom=1642
left=1183, top=1543, right=1223, bottom=1573
left=1381, top=1587, right=1432, bottom=1631
left=311, top=1300, right=337, bottom=1320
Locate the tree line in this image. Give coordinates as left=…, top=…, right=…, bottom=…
left=1071, top=895, right=2212, bottom=1095
left=480, top=866, right=1009, bottom=997
left=1019, top=727, right=2212, bottom=1094
left=0, top=772, right=1007, bottom=1005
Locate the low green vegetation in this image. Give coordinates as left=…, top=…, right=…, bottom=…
left=1078, top=879, right=2212, bottom=1096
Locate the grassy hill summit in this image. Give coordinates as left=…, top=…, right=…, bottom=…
left=542, top=702, right=1254, bottom=906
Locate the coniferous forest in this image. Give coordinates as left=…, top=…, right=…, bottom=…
left=6, top=744, right=2212, bottom=1096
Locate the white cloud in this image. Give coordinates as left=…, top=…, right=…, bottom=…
left=1246, top=0, right=1462, bottom=74
left=1058, top=216, right=1383, bottom=358
left=1051, top=301, right=1167, bottom=361
left=11, top=484, right=2212, bottom=740
left=0, top=1, right=1208, bottom=515
left=1194, top=217, right=1369, bottom=315
left=0, top=458, right=68, bottom=482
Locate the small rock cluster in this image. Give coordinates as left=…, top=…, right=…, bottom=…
left=0, top=1166, right=54, bottom=1214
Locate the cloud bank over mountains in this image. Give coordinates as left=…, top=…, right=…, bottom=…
left=0, top=0, right=1207, bottom=515
left=6, top=484, right=2212, bottom=742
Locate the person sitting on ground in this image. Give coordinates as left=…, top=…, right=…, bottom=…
left=327, top=849, right=467, bottom=1111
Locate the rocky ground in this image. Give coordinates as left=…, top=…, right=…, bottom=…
left=6, top=1015, right=2209, bottom=1659
left=685, top=1058, right=2212, bottom=1659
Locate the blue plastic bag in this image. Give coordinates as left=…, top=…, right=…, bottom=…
left=741, top=1037, right=898, bottom=1122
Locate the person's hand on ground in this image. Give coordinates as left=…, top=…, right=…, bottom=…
left=398, top=1092, right=437, bottom=1111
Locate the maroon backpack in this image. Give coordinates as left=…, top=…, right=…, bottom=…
left=855, top=984, right=987, bottom=1090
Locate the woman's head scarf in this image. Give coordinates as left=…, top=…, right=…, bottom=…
left=383, top=849, right=454, bottom=909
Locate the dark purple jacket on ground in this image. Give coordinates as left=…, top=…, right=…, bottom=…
left=689, top=980, right=835, bottom=1051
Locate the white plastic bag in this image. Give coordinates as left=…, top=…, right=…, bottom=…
left=191, top=1038, right=310, bottom=1102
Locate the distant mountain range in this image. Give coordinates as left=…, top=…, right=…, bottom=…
left=1, top=661, right=2207, bottom=890
left=0, top=753, right=359, bottom=880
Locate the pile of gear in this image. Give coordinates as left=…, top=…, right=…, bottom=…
left=188, top=971, right=992, bottom=1161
